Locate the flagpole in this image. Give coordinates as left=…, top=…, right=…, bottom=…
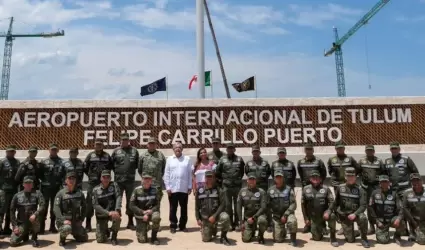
left=254, top=75, right=258, bottom=99
left=166, top=76, right=169, bottom=100
left=196, top=0, right=205, bottom=99
left=211, top=70, right=214, bottom=99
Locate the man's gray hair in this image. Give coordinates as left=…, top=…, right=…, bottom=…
left=172, top=142, right=183, bottom=149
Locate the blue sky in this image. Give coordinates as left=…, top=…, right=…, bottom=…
left=0, top=0, right=424, bottom=100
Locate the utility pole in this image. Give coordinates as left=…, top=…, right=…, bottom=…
left=196, top=0, right=205, bottom=99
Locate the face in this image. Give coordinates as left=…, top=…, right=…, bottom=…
left=346, top=175, right=356, bottom=185
left=49, top=148, right=59, bottom=157
left=278, top=152, right=286, bottom=160
left=23, top=182, right=33, bottom=191
left=275, top=176, right=283, bottom=186
left=173, top=145, right=183, bottom=156
left=252, top=150, right=260, bottom=158
left=69, top=151, right=78, bottom=158
left=305, top=148, right=313, bottom=156
left=412, top=179, right=423, bottom=191
left=310, top=176, right=321, bottom=185
left=390, top=147, right=400, bottom=156
left=147, top=142, right=156, bottom=151
left=336, top=148, right=345, bottom=155
left=365, top=149, right=374, bottom=157
left=95, top=143, right=103, bottom=151
left=226, top=147, right=235, bottom=155
left=380, top=180, right=390, bottom=190
left=29, top=151, right=37, bottom=158
left=199, top=149, right=207, bottom=159
left=247, top=178, right=256, bottom=187
left=143, top=178, right=152, bottom=188
left=6, top=150, right=15, bottom=158
left=121, top=139, right=130, bottom=147
left=212, top=142, right=220, bottom=150
left=66, top=177, right=76, bottom=187
left=101, top=175, right=111, bottom=185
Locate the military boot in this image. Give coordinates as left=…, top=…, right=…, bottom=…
left=39, top=220, right=45, bottom=234
left=330, top=231, right=339, bottom=247
left=111, top=232, right=118, bottom=246
left=49, top=220, right=58, bottom=233
left=360, top=234, right=370, bottom=248
left=150, top=230, right=160, bottom=245
left=3, top=218, right=12, bottom=235
left=258, top=233, right=265, bottom=244
left=367, top=222, right=375, bottom=235
left=59, top=236, right=66, bottom=246
left=32, top=233, right=40, bottom=248
left=126, top=216, right=135, bottom=230
left=220, top=231, right=230, bottom=246
left=302, top=225, right=311, bottom=233
left=289, top=233, right=297, bottom=246
left=85, top=217, right=92, bottom=232
left=394, top=232, right=402, bottom=246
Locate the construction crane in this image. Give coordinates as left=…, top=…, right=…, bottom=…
left=0, top=17, right=65, bottom=100
left=324, top=0, right=391, bottom=97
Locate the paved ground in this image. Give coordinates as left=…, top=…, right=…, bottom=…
left=3, top=187, right=422, bottom=250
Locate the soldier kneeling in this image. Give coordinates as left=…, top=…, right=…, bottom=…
left=92, top=170, right=122, bottom=245
left=267, top=170, right=298, bottom=245
left=129, top=174, right=161, bottom=245
left=10, top=176, right=44, bottom=247
left=54, top=172, right=88, bottom=246
left=195, top=170, right=230, bottom=245
left=403, top=173, right=425, bottom=245
left=301, top=170, right=338, bottom=247
left=237, top=173, right=268, bottom=244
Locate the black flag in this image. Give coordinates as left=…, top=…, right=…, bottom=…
left=232, top=76, right=255, bottom=92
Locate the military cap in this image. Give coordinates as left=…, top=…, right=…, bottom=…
left=345, top=167, right=356, bottom=176
left=205, top=170, right=214, bottom=177
left=252, top=145, right=260, bottom=152
left=247, top=172, right=256, bottom=179
left=101, top=170, right=111, bottom=177
left=94, top=139, right=103, bottom=145
left=410, top=173, right=421, bottom=181
left=142, top=173, right=153, bottom=178
left=66, top=172, right=76, bottom=178
left=390, top=141, right=400, bottom=149
left=310, top=170, right=321, bottom=177
left=304, top=143, right=314, bottom=149
left=147, top=137, right=157, bottom=143
left=49, top=143, right=58, bottom=149
left=277, top=147, right=287, bottom=154
left=120, top=133, right=130, bottom=140
left=365, top=145, right=375, bottom=150
left=212, top=138, right=221, bottom=143
left=378, top=175, right=390, bottom=182
left=69, top=147, right=79, bottom=152
left=335, top=141, right=346, bottom=149
left=28, top=146, right=38, bottom=152
left=226, top=142, right=235, bottom=148
left=274, top=170, right=284, bottom=177
left=23, top=176, right=34, bottom=183
left=6, top=145, right=17, bottom=151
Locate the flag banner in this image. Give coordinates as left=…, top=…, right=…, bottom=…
left=188, top=71, right=211, bottom=90
left=140, top=77, right=167, bottom=96
left=232, top=76, right=255, bottom=92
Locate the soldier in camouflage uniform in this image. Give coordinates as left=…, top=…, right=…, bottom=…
left=335, top=167, right=370, bottom=248
left=0, top=189, right=5, bottom=235
left=368, top=175, right=404, bottom=245
left=62, top=147, right=85, bottom=190
left=92, top=170, right=122, bottom=245
left=207, top=138, right=226, bottom=165
left=0, top=145, right=20, bottom=235
left=129, top=174, right=161, bottom=245
left=236, top=173, right=267, bottom=244
left=195, top=170, right=230, bottom=245
left=138, top=137, right=166, bottom=211
left=384, top=142, right=419, bottom=238
left=301, top=170, right=338, bottom=246
left=267, top=170, right=297, bottom=245
left=54, top=172, right=88, bottom=246
left=83, top=139, right=113, bottom=231
left=357, top=145, right=386, bottom=235
left=10, top=176, right=45, bottom=247
left=402, top=173, right=425, bottom=245
left=15, top=146, right=41, bottom=191
left=111, top=133, right=139, bottom=230
left=271, top=147, right=296, bottom=189
left=215, top=142, right=245, bottom=231
left=39, top=143, right=64, bottom=234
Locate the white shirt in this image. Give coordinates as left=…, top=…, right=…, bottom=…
left=163, top=154, right=193, bottom=193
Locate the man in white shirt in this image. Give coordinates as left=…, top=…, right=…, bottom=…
left=163, top=142, right=193, bottom=233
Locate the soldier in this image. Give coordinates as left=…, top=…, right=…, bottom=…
left=54, top=172, right=88, bottom=246
left=207, top=138, right=226, bottom=165
left=267, top=170, right=297, bottom=245
left=15, top=146, right=41, bottom=191
left=62, top=147, right=85, bottom=190
left=111, top=132, right=139, bottom=230
left=9, top=176, right=45, bottom=247
left=368, top=175, right=404, bottom=245
left=301, top=170, right=338, bottom=246
left=129, top=173, right=161, bottom=245
left=271, top=147, right=296, bottom=189
left=357, top=145, right=386, bottom=235
left=236, top=172, right=267, bottom=244
left=0, top=145, right=20, bottom=235
left=92, top=170, right=122, bottom=245
left=138, top=137, right=166, bottom=211
left=334, top=167, right=370, bottom=248
left=215, top=142, right=245, bottom=231
left=195, top=170, right=230, bottom=245
left=83, top=139, right=113, bottom=231
left=0, top=189, right=5, bottom=235
left=39, top=143, right=64, bottom=234
left=403, top=173, right=425, bottom=244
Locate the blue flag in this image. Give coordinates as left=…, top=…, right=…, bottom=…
left=140, top=77, right=167, bottom=96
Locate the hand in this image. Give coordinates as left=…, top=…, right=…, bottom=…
left=167, top=190, right=172, bottom=196
left=208, top=216, right=216, bottom=224
left=29, top=214, right=36, bottom=222
left=13, top=227, right=20, bottom=235
left=304, top=220, right=311, bottom=226
left=280, top=216, right=287, bottom=224
left=143, top=215, right=149, bottom=222
left=64, top=220, right=71, bottom=225
left=144, top=209, right=153, bottom=215
left=197, top=220, right=203, bottom=227
left=323, top=212, right=329, bottom=220
left=188, top=189, right=192, bottom=195
left=247, top=217, right=254, bottom=224
left=377, top=221, right=384, bottom=229
left=393, top=219, right=400, bottom=228
left=192, top=189, right=197, bottom=196
left=347, top=214, right=356, bottom=221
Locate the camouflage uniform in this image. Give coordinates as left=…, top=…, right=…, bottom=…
left=54, top=172, right=88, bottom=246
left=195, top=171, right=230, bottom=244
left=15, top=146, right=41, bottom=191
left=297, top=146, right=327, bottom=187
left=402, top=173, right=425, bottom=245
left=0, top=145, right=20, bottom=234
left=215, top=143, right=245, bottom=229
left=301, top=170, right=337, bottom=245
left=334, top=168, right=369, bottom=247
left=267, top=170, right=297, bottom=244
left=0, top=189, right=5, bottom=232
left=368, top=175, right=405, bottom=244
left=236, top=173, right=267, bottom=243
left=92, top=170, right=122, bottom=244
left=9, top=177, right=45, bottom=247
left=327, top=142, right=358, bottom=190
left=62, top=148, right=85, bottom=190
left=129, top=174, right=161, bottom=244
left=271, top=148, right=296, bottom=189
left=207, top=138, right=226, bottom=165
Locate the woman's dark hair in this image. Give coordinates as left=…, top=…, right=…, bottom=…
left=194, top=147, right=207, bottom=171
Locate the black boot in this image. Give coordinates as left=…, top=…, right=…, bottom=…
left=150, top=230, right=160, bottom=245
left=39, top=220, right=45, bottom=234
left=85, top=218, right=92, bottom=232
left=367, top=222, right=375, bottom=235
left=111, top=232, right=118, bottom=246
left=126, top=216, right=135, bottom=230
left=49, top=219, right=58, bottom=233
left=32, top=234, right=40, bottom=248
left=302, top=224, right=311, bottom=233
left=59, top=236, right=66, bottom=246
left=394, top=232, right=402, bottom=246
left=289, top=233, right=297, bottom=246
left=361, top=235, right=370, bottom=248
left=330, top=231, right=339, bottom=247
left=258, top=233, right=265, bottom=244
left=3, top=217, right=12, bottom=235
left=220, top=231, right=230, bottom=246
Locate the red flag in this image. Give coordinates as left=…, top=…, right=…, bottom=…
left=188, top=75, right=197, bottom=90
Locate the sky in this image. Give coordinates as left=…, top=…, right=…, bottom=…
left=0, top=0, right=424, bottom=100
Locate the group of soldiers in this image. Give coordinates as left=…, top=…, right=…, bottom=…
left=0, top=134, right=424, bottom=248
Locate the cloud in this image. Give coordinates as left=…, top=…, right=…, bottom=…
left=108, top=68, right=145, bottom=77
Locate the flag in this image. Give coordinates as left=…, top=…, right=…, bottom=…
left=188, top=71, right=211, bottom=90
left=140, top=77, right=167, bottom=96
left=232, top=76, right=255, bottom=92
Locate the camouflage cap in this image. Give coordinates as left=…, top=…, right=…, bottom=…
left=142, top=173, right=153, bottom=178
left=205, top=170, right=214, bottom=177
left=226, top=142, right=235, bottom=148
left=277, top=147, right=287, bottom=154
left=335, top=141, right=346, bottom=149
left=49, top=143, right=58, bottom=149
left=66, top=172, right=76, bottom=178
left=23, top=176, right=34, bottom=183
left=28, top=146, right=38, bottom=152
left=252, top=145, right=260, bottom=152
left=69, top=147, right=79, bottom=152
left=94, top=139, right=104, bottom=145
left=6, top=144, right=17, bottom=151
left=410, top=173, right=421, bottom=181
left=310, top=170, right=321, bottom=177
left=101, top=170, right=111, bottom=177
left=247, top=172, right=256, bottom=179
left=304, top=143, right=314, bottom=149
left=120, top=133, right=130, bottom=140
left=345, top=167, right=356, bottom=176
left=212, top=138, right=221, bottom=143
left=147, top=137, right=157, bottom=143
left=378, top=175, right=390, bottom=182
left=365, top=145, right=375, bottom=150
left=390, top=141, right=400, bottom=149
left=274, top=170, right=284, bottom=177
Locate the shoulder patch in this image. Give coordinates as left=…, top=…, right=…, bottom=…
left=340, top=186, right=346, bottom=192
left=305, top=188, right=311, bottom=193
left=108, top=186, right=114, bottom=192
left=269, top=189, right=275, bottom=195
left=344, top=158, right=349, bottom=162
left=241, top=191, right=246, bottom=197
left=198, top=188, right=204, bottom=194
left=332, top=158, right=337, bottom=163
left=408, top=193, right=414, bottom=198
left=375, top=193, right=381, bottom=199
left=97, top=189, right=103, bottom=195
left=399, top=159, right=404, bottom=164
left=254, top=192, right=260, bottom=197
left=352, top=188, right=359, bottom=195
left=387, top=195, right=393, bottom=200
left=319, top=189, right=326, bottom=194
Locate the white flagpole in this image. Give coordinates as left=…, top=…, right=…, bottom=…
left=196, top=0, right=205, bottom=99
left=210, top=70, right=214, bottom=99
left=254, top=75, right=257, bottom=99
left=166, top=76, right=169, bottom=100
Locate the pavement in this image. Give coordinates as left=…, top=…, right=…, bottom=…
left=3, top=187, right=423, bottom=250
